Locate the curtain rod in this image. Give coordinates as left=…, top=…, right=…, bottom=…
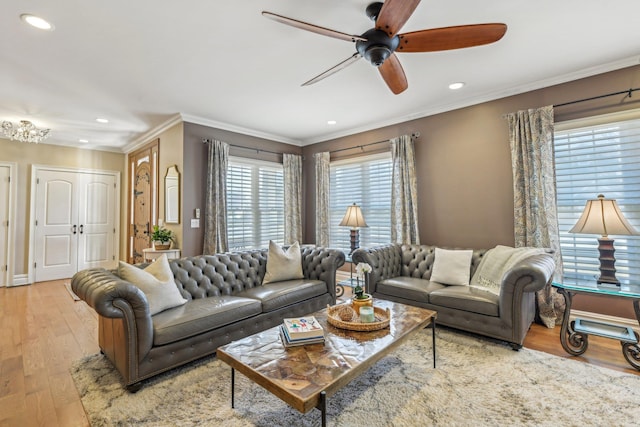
left=329, top=132, right=420, bottom=155
left=554, top=87, right=638, bottom=108
left=202, top=138, right=290, bottom=157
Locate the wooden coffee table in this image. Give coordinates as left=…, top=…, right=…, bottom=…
left=217, top=299, right=437, bottom=426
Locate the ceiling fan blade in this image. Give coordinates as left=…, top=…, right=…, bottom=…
left=262, top=11, right=367, bottom=43
left=397, top=23, right=507, bottom=53
left=302, top=53, right=363, bottom=86
left=378, top=53, right=408, bottom=94
left=376, top=0, right=422, bottom=37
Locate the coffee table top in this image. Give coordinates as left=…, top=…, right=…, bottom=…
left=217, top=299, right=436, bottom=413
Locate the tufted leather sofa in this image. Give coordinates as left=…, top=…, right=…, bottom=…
left=71, top=246, right=345, bottom=391
left=352, top=244, right=555, bottom=349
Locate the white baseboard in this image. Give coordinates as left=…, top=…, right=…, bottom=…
left=9, top=274, right=30, bottom=287
left=571, top=310, right=639, bottom=333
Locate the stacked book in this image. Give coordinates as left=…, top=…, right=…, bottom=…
left=280, top=316, right=325, bottom=347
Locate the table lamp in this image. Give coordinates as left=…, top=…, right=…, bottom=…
left=569, top=194, right=639, bottom=285
left=339, top=203, right=368, bottom=254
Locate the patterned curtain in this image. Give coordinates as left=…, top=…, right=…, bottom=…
left=391, top=135, right=420, bottom=244
left=203, top=139, right=229, bottom=254
left=283, top=153, right=303, bottom=244
left=314, top=152, right=330, bottom=247
left=506, top=105, right=565, bottom=328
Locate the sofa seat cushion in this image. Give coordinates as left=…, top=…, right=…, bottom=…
left=429, top=286, right=499, bottom=317
left=377, top=277, right=445, bottom=303
left=238, top=279, right=327, bottom=312
left=152, top=296, right=262, bottom=346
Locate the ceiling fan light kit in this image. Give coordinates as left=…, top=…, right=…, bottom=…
left=263, top=0, right=507, bottom=94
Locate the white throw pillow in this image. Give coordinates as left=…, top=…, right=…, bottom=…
left=430, top=248, right=473, bottom=286
left=118, top=254, right=187, bottom=315
left=263, top=240, right=304, bottom=284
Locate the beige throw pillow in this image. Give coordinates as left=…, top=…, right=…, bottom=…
left=263, top=240, right=304, bottom=284
left=118, top=254, right=187, bottom=315
left=430, top=248, right=473, bottom=286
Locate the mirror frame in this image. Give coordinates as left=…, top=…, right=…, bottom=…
left=164, top=165, right=180, bottom=224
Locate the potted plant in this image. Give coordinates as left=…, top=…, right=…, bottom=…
left=352, top=262, right=372, bottom=314
left=151, top=225, right=174, bottom=250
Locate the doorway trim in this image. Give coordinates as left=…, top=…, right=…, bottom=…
left=0, top=162, right=17, bottom=287
left=27, top=164, right=121, bottom=284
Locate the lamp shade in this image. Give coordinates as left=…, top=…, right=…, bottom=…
left=569, top=194, right=638, bottom=237
left=339, top=203, right=368, bottom=228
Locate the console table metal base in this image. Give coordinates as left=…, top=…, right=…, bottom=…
left=557, top=287, right=640, bottom=370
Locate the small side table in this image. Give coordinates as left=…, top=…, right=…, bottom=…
left=553, top=280, right=640, bottom=370
left=142, top=248, right=181, bottom=262
left=336, top=255, right=355, bottom=298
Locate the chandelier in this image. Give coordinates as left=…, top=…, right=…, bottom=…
left=1, top=120, right=51, bottom=143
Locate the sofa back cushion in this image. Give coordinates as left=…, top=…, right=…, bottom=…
left=400, top=244, right=487, bottom=280
left=170, top=250, right=268, bottom=300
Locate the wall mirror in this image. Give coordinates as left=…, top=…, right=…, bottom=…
left=165, top=165, right=180, bottom=224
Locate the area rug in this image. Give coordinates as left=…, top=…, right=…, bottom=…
left=70, top=328, right=640, bottom=426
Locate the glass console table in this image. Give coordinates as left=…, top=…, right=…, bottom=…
left=336, top=255, right=354, bottom=298
left=552, top=280, right=640, bottom=370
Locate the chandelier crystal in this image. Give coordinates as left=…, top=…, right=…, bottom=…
left=1, top=120, right=51, bottom=143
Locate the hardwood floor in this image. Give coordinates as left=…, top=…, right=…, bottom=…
left=1, top=280, right=638, bottom=426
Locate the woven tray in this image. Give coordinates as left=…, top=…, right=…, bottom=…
left=326, top=304, right=391, bottom=331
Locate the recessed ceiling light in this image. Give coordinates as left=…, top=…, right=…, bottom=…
left=96, top=118, right=109, bottom=124
left=448, top=82, right=465, bottom=90
left=20, top=14, right=54, bottom=31
left=327, top=120, right=337, bottom=125
left=79, top=139, right=89, bottom=143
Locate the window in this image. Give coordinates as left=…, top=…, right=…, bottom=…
left=226, top=157, right=284, bottom=250
left=554, top=113, right=640, bottom=284
left=329, top=152, right=392, bottom=253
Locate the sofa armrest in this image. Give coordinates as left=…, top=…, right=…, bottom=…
left=352, top=244, right=403, bottom=294
left=499, top=253, right=555, bottom=322
left=301, top=247, right=346, bottom=303
left=71, top=268, right=154, bottom=360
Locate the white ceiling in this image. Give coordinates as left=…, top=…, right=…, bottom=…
left=2, top=0, right=639, bottom=152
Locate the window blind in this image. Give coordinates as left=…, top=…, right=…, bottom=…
left=554, top=115, right=640, bottom=284
left=329, top=152, right=392, bottom=253
left=227, top=157, right=284, bottom=250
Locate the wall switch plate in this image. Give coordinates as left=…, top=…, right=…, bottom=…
left=195, top=208, right=200, bottom=219
left=190, top=218, right=200, bottom=228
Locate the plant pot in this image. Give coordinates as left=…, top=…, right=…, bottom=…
left=351, top=294, right=373, bottom=315
left=154, top=241, right=171, bottom=250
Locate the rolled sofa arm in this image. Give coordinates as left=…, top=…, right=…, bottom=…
left=71, top=268, right=154, bottom=360
left=500, top=253, right=556, bottom=308
left=352, top=244, right=403, bottom=294
left=301, top=246, right=346, bottom=303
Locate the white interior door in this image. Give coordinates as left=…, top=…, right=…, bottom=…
left=34, top=170, right=78, bottom=281
left=33, top=168, right=118, bottom=282
left=0, top=165, right=10, bottom=286
left=77, top=173, right=116, bottom=271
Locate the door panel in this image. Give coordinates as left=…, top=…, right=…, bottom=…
left=34, top=171, right=78, bottom=281
left=78, top=174, right=115, bottom=270
left=0, top=165, right=10, bottom=286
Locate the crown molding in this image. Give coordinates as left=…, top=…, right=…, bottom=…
left=180, top=113, right=302, bottom=146
left=122, top=113, right=183, bottom=153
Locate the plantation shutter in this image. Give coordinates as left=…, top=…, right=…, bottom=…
left=554, top=113, right=640, bottom=284
left=329, top=152, right=392, bottom=252
left=227, top=157, right=284, bottom=250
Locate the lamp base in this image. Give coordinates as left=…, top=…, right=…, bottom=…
left=349, top=228, right=360, bottom=255
left=596, top=237, right=620, bottom=286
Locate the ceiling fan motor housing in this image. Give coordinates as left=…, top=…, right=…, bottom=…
left=356, top=28, right=400, bottom=66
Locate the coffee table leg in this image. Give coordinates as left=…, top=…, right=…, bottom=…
left=231, top=368, right=235, bottom=409
left=320, top=391, right=327, bottom=427
left=432, top=319, right=437, bottom=369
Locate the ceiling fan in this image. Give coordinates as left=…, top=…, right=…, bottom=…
left=263, top=0, right=507, bottom=94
